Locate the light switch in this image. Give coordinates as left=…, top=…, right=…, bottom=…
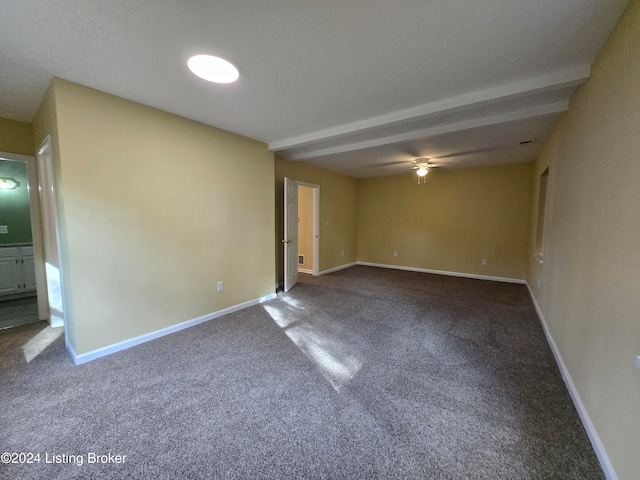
left=0, top=226, right=7, bottom=234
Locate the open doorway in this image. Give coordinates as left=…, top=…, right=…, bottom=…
left=297, top=184, right=315, bottom=275
left=0, top=152, right=46, bottom=329
left=283, top=179, right=319, bottom=292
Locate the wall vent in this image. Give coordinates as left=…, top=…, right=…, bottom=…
left=298, top=255, right=305, bottom=265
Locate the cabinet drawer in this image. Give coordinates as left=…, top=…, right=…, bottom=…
left=0, top=247, right=19, bottom=258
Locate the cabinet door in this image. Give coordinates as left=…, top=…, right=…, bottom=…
left=22, top=256, right=37, bottom=291
left=0, top=256, right=20, bottom=295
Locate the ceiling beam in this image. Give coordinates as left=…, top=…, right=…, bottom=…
left=287, top=101, right=568, bottom=161
left=269, top=64, right=590, bottom=153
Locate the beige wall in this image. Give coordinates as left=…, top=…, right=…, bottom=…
left=527, top=1, right=640, bottom=478
left=275, top=157, right=358, bottom=285
left=298, top=185, right=314, bottom=270
left=33, top=78, right=275, bottom=355
left=0, top=117, right=34, bottom=247
left=358, top=162, right=533, bottom=280
left=0, top=116, right=34, bottom=156
left=21, top=4, right=639, bottom=470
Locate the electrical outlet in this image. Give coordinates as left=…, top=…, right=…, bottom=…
left=393, top=251, right=398, bottom=257
left=481, top=258, right=487, bottom=265
left=341, top=250, right=344, bottom=257
left=217, top=281, right=224, bottom=292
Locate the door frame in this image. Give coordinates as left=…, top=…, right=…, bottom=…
left=296, top=181, right=320, bottom=276
left=0, top=150, right=48, bottom=321
left=36, top=136, right=66, bottom=328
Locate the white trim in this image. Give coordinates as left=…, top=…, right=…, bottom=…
left=319, top=262, right=357, bottom=275
left=70, top=293, right=277, bottom=365
left=66, top=340, right=78, bottom=363
left=0, top=151, right=33, bottom=163
left=36, top=136, right=67, bottom=329
left=526, top=283, right=617, bottom=480
left=298, top=268, right=313, bottom=274
left=356, top=261, right=525, bottom=284
left=312, top=185, right=320, bottom=276
left=296, top=181, right=320, bottom=276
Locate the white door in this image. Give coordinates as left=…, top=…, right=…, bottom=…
left=23, top=255, right=37, bottom=291
left=0, top=254, right=20, bottom=295
left=283, top=177, right=299, bottom=292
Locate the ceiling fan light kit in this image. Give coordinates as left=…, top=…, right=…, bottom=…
left=416, top=165, right=429, bottom=176
left=413, top=159, right=432, bottom=184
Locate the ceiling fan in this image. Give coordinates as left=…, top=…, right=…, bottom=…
left=355, top=152, right=446, bottom=179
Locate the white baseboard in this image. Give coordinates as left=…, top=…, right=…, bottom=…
left=526, top=283, right=617, bottom=480
left=49, top=316, right=64, bottom=328
left=66, top=341, right=78, bottom=363
left=319, top=262, right=357, bottom=275
left=70, top=293, right=277, bottom=365
left=298, top=268, right=313, bottom=274
left=356, top=261, right=525, bottom=284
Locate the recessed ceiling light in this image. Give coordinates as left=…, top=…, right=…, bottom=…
left=187, top=54, right=239, bottom=84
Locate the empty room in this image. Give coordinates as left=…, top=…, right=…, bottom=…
left=1, top=1, right=638, bottom=479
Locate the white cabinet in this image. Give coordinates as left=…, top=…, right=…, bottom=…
left=0, top=253, right=21, bottom=295
left=0, top=246, right=36, bottom=297
left=23, top=256, right=37, bottom=290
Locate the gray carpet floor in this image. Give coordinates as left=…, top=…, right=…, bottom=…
left=0, top=266, right=603, bottom=479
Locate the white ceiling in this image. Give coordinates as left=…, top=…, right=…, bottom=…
left=0, top=0, right=629, bottom=178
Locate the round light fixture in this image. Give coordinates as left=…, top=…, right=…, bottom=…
left=0, top=177, right=20, bottom=190
left=187, top=54, right=239, bottom=84
left=416, top=166, right=429, bottom=177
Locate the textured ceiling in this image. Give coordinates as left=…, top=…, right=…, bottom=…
left=0, top=0, right=629, bottom=177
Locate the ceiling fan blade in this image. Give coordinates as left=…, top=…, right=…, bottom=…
left=396, top=145, right=422, bottom=158
left=358, top=159, right=415, bottom=169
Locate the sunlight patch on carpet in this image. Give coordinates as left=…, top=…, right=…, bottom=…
left=264, top=304, right=362, bottom=391
left=22, top=327, right=63, bottom=363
